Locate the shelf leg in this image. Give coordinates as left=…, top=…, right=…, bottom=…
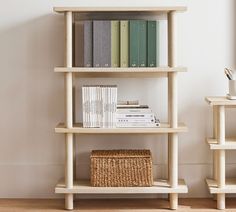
left=216, top=106, right=225, bottom=210
left=64, top=10, right=73, bottom=210
left=213, top=106, right=218, bottom=201
left=168, top=10, right=178, bottom=210
left=213, top=106, right=218, bottom=181
left=169, top=133, right=178, bottom=210
left=168, top=72, right=178, bottom=210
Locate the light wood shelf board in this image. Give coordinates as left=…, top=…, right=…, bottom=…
left=55, top=179, right=188, bottom=194
left=206, top=178, right=236, bottom=194
left=205, top=97, right=236, bottom=106
left=54, top=7, right=187, bottom=13
left=55, top=123, right=188, bottom=134
left=207, top=138, right=236, bottom=150
left=54, top=67, right=187, bottom=78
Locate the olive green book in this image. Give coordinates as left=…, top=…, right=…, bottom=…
left=111, top=21, right=120, bottom=67
left=129, top=20, right=139, bottom=67
left=138, top=20, right=147, bottom=67
left=120, top=20, right=129, bottom=67
left=147, top=21, right=157, bottom=67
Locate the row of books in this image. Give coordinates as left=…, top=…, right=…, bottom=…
left=116, top=103, right=160, bottom=128
left=82, top=85, right=117, bottom=128
left=74, top=20, right=168, bottom=68
left=82, top=86, right=160, bottom=128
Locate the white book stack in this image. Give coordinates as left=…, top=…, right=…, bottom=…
left=116, top=103, right=160, bottom=128
left=82, top=85, right=117, bottom=128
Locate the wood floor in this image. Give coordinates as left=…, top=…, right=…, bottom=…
left=0, top=198, right=236, bottom=211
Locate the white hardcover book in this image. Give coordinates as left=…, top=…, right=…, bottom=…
left=86, top=86, right=90, bottom=127
left=107, top=86, right=110, bottom=128
left=116, top=108, right=153, bottom=114
left=84, top=86, right=89, bottom=127
left=82, top=86, right=84, bottom=127
left=113, top=86, right=118, bottom=128
left=97, top=86, right=100, bottom=127
left=159, top=19, right=168, bottom=66
left=105, top=86, right=108, bottom=128
left=116, top=118, right=155, bottom=123
left=116, top=113, right=155, bottom=119
left=92, top=86, right=96, bottom=127
left=83, top=86, right=86, bottom=127
left=111, top=86, right=114, bottom=128
left=116, top=122, right=160, bottom=128
left=102, top=86, right=105, bottom=128
left=108, top=86, right=112, bottom=128
left=89, top=86, right=92, bottom=127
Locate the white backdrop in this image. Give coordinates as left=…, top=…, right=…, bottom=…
left=0, top=0, right=236, bottom=198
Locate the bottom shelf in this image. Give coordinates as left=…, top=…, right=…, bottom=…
left=206, top=178, right=236, bottom=193
left=55, top=179, right=188, bottom=194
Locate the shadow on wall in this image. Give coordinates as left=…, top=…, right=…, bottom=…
left=0, top=13, right=67, bottom=197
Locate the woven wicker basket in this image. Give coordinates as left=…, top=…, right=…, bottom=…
left=90, top=149, right=153, bottom=187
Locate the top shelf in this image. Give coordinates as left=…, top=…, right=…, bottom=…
left=54, top=67, right=187, bottom=78
left=53, top=7, right=187, bottom=13
left=205, top=96, right=236, bottom=106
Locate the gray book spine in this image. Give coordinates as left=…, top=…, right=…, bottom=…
left=74, top=21, right=84, bottom=67
left=93, top=21, right=111, bottom=67
left=84, top=21, right=93, bottom=67
left=101, top=21, right=111, bottom=67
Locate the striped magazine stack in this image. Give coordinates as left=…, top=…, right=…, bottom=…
left=116, top=101, right=160, bottom=128
left=82, top=85, right=117, bottom=128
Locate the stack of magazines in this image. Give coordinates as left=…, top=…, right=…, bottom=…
left=82, top=85, right=117, bottom=128
left=116, top=101, right=160, bottom=128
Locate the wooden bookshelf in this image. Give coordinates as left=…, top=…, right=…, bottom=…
left=205, top=96, right=236, bottom=209
left=54, top=6, right=188, bottom=210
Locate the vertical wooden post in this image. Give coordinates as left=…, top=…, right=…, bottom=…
left=217, top=106, right=225, bottom=210
left=168, top=11, right=178, bottom=210
left=213, top=106, right=218, bottom=180
left=73, top=86, right=76, bottom=180
left=212, top=106, right=218, bottom=201
left=65, top=11, right=73, bottom=210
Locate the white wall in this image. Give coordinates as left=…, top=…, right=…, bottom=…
left=0, top=0, right=236, bottom=198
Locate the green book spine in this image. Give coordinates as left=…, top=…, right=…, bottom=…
left=147, top=21, right=157, bottom=67
left=111, top=21, right=120, bottom=67
left=156, top=21, right=160, bottom=67
left=129, top=20, right=139, bottom=67
left=139, top=20, right=147, bottom=67
left=120, top=21, right=129, bottom=67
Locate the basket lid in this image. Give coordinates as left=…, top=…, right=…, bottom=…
left=91, top=149, right=151, bottom=158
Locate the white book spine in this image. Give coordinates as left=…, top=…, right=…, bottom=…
left=108, top=86, right=111, bottom=128
left=89, top=86, right=92, bottom=127
left=116, top=122, right=160, bottom=128
left=116, top=109, right=152, bottom=114
left=114, top=86, right=117, bottom=128
left=116, top=118, right=155, bottom=123
left=82, top=87, right=85, bottom=127
left=102, top=86, right=105, bottom=128
left=116, top=114, right=155, bottom=119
